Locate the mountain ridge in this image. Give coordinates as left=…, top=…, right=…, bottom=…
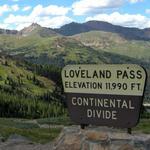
left=55, top=21, right=150, bottom=41
left=0, top=21, right=150, bottom=41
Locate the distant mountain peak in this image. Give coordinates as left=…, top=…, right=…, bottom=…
left=30, top=23, right=41, bottom=28
left=19, top=23, right=41, bottom=36
left=19, top=23, right=59, bottom=37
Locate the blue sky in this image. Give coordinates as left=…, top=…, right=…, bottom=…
left=0, top=0, right=150, bottom=30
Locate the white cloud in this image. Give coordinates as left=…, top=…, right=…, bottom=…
left=14, top=16, right=72, bottom=30
left=7, top=15, right=72, bottom=30
left=4, top=14, right=31, bottom=24
left=0, top=4, right=20, bottom=16
left=0, top=4, right=11, bottom=16
left=0, top=23, right=9, bottom=29
left=22, top=6, right=31, bottom=11
left=128, top=0, right=143, bottom=3
left=31, top=4, right=70, bottom=17
left=11, top=4, right=19, bottom=11
left=15, top=23, right=32, bottom=31
left=86, top=12, right=150, bottom=29
left=72, top=0, right=123, bottom=15
left=38, top=16, right=73, bottom=28
left=4, top=4, right=72, bottom=30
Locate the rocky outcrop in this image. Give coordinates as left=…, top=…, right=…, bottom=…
left=54, top=126, right=150, bottom=150
left=0, top=134, right=53, bottom=150
left=0, top=126, right=150, bottom=150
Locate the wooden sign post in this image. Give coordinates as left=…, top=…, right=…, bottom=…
left=62, top=64, right=146, bottom=128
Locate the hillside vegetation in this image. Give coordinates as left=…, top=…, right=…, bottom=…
left=0, top=55, right=67, bottom=118
left=0, top=33, right=149, bottom=66
left=0, top=56, right=55, bottom=96
left=73, top=31, right=150, bottom=61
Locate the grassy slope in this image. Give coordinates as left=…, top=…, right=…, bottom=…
left=0, top=56, right=55, bottom=96
left=0, top=34, right=109, bottom=65
left=1, top=29, right=149, bottom=64
left=134, top=119, right=150, bottom=134
left=73, top=31, right=150, bottom=61
left=0, top=118, right=61, bottom=143
left=0, top=34, right=147, bottom=66
left=0, top=34, right=58, bottom=57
